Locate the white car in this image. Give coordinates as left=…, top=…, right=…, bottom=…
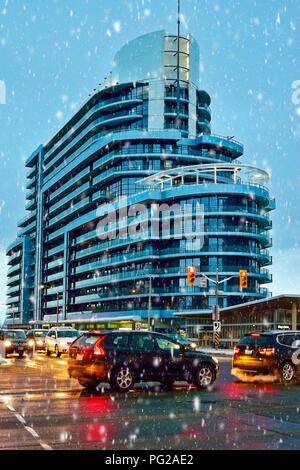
left=45, top=327, right=80, bottom=357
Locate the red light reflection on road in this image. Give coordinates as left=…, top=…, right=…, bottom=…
left=220, top=381, right=278, bottom=400
left=76, top=395, right=119, bottom=445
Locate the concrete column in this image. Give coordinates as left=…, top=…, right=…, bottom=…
left=292, top=302, right=297, bottom=330
left=62, top=231, right=69, bottom=321
left=148, top=78, right=165, bottom=131
left=273, top=308, right=278, bottom=329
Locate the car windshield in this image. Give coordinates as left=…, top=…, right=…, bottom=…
left=57, top=330, right=79, bottom=338
left=34, top=331, right=48, bottom=337
left=5, top=331, right=26, bottom=340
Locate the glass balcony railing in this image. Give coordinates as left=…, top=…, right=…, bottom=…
left=43, top=108, right=143, bottom=175
left=73, top=245, right=271, bottom=274
left=71, top=285, right=269, bottom=304
left=44, top=94, right=144, bottom=164
left=72, top=265, right=271, bottom=290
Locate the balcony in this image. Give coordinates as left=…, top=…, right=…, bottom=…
left=26, top=175, right=36, bottom=190
left=43, top=108, right=143, bottom=176
left=46, top=257, right=64, bottom=270
left=7, top=250, right=22, bottom=265
left=73, top=245, right=271, bottom=275
left=7, top=274, right=20, bottom=286
left=6, top=284, right=21, bottom=295
left=71, top=266, right=271, bottom=290
left=7, top=263, right=21, bottom=276
left=47, top=197, right=91, bottom=228
left=26, top=187, right=36, bottom=200
left=17, top=221, right=36, bottom=237
left=44, top=95, right=143, bottom=165
left=49, top=182, right=91, bottom=216
left=17, top=209, right=37, bottom=228
left=71, top=285, right=269, bottom=305
left=6, top=295, right=20, bottom=305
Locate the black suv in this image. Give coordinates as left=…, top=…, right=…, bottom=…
left=232, top=330, right=300, bottom=383
left=68, top=330, right=219, bottom=392
left=0, top=329, right=28, bottom=358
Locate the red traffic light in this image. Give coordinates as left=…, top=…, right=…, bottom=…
left=187, top=266, right=196, bottom=285
left=239, top=270, right=248, bottom=288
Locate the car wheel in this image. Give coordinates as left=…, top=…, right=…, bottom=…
left=110, top=365, right=136, bottom=393
left=194, top=363, right=215, bottom=389
left=55, top=346, right=61, bottom=358
left=78, top=378, right=100, bottom=389
left=279, top=361, right=296, bottom=383
left=46, top=347, right=51, bottom=356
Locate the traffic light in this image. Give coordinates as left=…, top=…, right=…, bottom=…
left=239, top=270, right=248, bottom=288
left=187, top=266, right=196, bottom=285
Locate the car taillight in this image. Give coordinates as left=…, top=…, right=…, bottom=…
left=233, top=346, right=240, bottom=355
left=92, top=335, right=108, bottom=358
left=258, top=347, right=275, bottom=357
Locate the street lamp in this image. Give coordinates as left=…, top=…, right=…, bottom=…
left=40, top=284, right=60, bottom=325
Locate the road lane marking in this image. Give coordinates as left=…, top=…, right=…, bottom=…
left=0, top=397, right=53, bottom=450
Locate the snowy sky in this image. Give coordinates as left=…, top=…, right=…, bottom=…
left=0, top=0, right=299, bottom=324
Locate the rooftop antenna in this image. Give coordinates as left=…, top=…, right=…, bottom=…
left=176, top=0, right=181, bottom=129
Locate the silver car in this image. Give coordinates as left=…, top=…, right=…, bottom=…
left=45, top=327, right=80, bottom=357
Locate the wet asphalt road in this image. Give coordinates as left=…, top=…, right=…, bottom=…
left=1, top=353, right=300, bottom=450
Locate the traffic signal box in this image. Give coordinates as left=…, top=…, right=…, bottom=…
left=239, top=270, right=248, bottom=288
left=187, top=266, right=196, bottom=285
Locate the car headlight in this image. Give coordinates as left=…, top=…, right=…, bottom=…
left=28, top=339, right=35, bottom=347
left=190, top=342, right=197, bottom=349
left=4, top=340, right=11, bottom=348
left=212, top=356, right=219, bottom=365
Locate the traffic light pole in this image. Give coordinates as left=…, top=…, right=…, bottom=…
left=200, top=269, right=239, bottom=349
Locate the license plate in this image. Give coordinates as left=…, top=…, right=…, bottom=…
left=245, top=349, right=253, bottom=355
left=76, top=354, right=83, bottom=361
left=17, top=347, right=24, bottom=351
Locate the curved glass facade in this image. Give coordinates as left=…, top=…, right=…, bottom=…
left=5, top=30, right=274, bottom=327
